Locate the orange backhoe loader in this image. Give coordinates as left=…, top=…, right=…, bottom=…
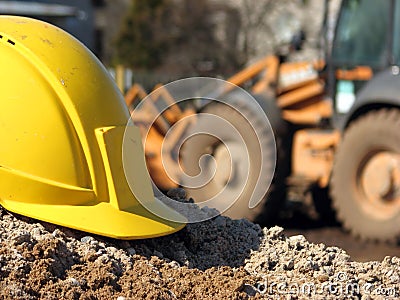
left=125, top=0, right=400, bottom=242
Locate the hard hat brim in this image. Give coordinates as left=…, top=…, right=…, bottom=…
left=1, top=197, right=186, bottom=239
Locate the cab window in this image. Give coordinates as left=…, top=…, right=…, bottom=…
left=332, top=0, right=390, bottom=68
left=393, top=0, right=400, bottom=64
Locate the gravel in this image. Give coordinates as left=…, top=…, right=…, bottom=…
left=0, top=195, right=399, bottom=299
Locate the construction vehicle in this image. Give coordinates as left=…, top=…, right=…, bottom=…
left=126, top=0, right=400, bottom=242
left=0, top=16, right=185, bottom=239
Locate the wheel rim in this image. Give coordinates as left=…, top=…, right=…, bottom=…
left=358, top=151, right=400, bottom=219
left=181, top=134, right=250, bottom=214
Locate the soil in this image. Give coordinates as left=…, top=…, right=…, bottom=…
left=285, top=227, right=400, bottom=263
left=0, top=193, right=399, bottom=299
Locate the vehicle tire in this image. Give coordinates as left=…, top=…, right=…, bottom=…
left=330, top=109, right=400, bottom=242
left=311, top=185, right=338, bottom=225
left=180, top=93, right=289, bottom=221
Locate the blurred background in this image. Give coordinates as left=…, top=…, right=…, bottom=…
left=0, top=0, right=334, bottom=87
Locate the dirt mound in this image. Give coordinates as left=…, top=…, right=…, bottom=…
left=0, top=196, right=399, bottom=299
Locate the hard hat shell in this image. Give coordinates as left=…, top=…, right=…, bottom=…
left=0, top=16, right=185, bottom=239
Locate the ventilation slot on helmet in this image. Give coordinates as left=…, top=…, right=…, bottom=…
left=0, top=35, right=16, bottom=45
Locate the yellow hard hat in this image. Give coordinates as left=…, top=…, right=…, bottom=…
left=0, top=16, right=185, bottom=239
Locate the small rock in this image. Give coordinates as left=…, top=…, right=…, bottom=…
left=167, top=290, right=176, bottom=298
left=126, top=247, right=136, bottom=255
left=52, top=229, right=65, bottom=239
left=288, top=235, right=307, bottom=250
left=214, top=216, right=227, bottom=227
left=389, top=275, right=399, bottom=283
left=153, top=250, right=164, bottom=259
left=391, top=257, right=400, bottom=264
left=383, top=256, right=392, bottom=263
left=201, top=206, right=220, bottom=217
left=266, top=226, right=285, bottom=239
left=240, top=284, right=258, bottom=296
left=31, top=228, right=42, bottom=238
left=284, top=259, right=294, bottom=270
left=174, top=250, right=187, bottom=262
left=12, top=232, right=31, bottom=245
left=167, top=188, right=186, bottom=199
left=307, top=259, right=320, bottom=271
left=365, top=275, right=379, bottom=283
left=96, top=254, right=110, bottom=264
left=317, top=274, right=329, bottom=282
left=81, top=236, right=94, bottom=243
left=85, top=250, right=100, bottom=262
left=168, top=261, right=180, bottom=268
left=95, top=249, right=106, bottom=256
left=117, top=296, right=126, bottom=300
left=240, top=218, right=253, bottom=227
left=288, top=234, right=306, bottom=243
left=107, top=246, right=118, bottom=255
left=328, top=253, right=336, bottom=262
left=67, top=277, right=80, bottom=286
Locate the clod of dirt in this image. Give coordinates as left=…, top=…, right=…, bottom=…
left=0, top=199, right=399, bottom=299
